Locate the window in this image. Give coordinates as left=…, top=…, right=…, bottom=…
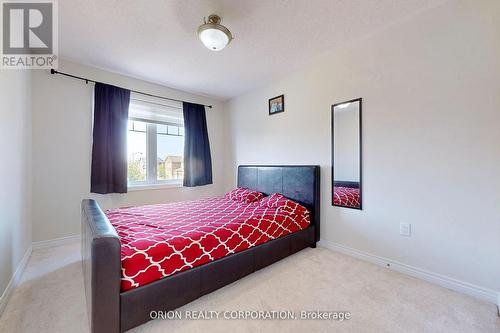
left=127, top=94, right=184, bottom=188
left=127, top=120, right=147, bottom=182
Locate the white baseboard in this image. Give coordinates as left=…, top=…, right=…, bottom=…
left=318, top=240, right=499, bottom=305
left=32, top=234, right=80, bottom=250
left=0, top=245, right=32, bottom=317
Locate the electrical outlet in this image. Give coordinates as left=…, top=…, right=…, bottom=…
left=400, top=223, right=411, bottom=237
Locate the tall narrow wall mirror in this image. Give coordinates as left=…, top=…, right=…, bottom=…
left=332, top=98, right=362, bottom=209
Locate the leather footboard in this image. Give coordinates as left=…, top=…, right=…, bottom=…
left=82, top=199, right=122, bottom=333
left=120, top=226, right=315, bottom=331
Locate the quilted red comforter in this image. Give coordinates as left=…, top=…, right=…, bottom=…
left=333, top=186, right=360, bottom=208
left=106, top=197, right=310, bottom=291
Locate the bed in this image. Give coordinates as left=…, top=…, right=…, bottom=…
left=82, top=165, right=320, bottom=332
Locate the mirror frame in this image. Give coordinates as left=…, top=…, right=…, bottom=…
left=331, top=98, right=362, bottom=210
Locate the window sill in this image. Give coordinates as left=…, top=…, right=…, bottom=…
left=127, top=182, right=183, bottom=192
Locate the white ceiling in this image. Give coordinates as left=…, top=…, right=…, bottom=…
left=59, top=0, right=441, bottom=100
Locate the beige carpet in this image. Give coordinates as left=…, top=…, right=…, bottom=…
left=0, top=241, right=498, bottom=333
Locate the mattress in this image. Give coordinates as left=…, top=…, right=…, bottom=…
left=106, top=197, right=310, bottom=291
left=333, top=186, right=360, bottom=208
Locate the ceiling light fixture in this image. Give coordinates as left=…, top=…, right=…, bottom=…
left=198, top=14, right=233, bottom=51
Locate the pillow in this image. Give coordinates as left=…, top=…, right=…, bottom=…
left=225, top=187, right=264, bottom=204
left=259, top=193, right=309, bottom=216
left=258, top=193, right=286, bottom=208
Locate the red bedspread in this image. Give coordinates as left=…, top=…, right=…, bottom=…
left=106, top=197, right=310, bottom=291
left=333, top=187, right=360, bottom=208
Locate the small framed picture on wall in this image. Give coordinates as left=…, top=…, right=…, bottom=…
left=269, top=95, right=284, bottom=115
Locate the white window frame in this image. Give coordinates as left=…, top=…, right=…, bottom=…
left=127, top=96, right=184, bottom=190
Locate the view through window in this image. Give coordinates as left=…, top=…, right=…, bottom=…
left=127, top=120, right=147, bottom=182
left=156, top=124, right=184, bottom=181
left=127, top=99, right=184, bottom=186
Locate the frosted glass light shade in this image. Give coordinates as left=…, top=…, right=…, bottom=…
left=199, top=28, right=230, bottom=51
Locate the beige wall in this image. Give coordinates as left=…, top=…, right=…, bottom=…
left=225, top=0, right=500, bottom=293
left=0, top=70, right=32, bottom=296
left=32, top=60, right=228, bottom=242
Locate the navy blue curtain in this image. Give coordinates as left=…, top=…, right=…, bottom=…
left=91, top=83, right=130, bottom=194
left=183, top=102, right=213, bottom=187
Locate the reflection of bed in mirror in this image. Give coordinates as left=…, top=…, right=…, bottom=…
left=331, top=98, right=362, bottom=209
left=333, top=181, right=360, bottom=208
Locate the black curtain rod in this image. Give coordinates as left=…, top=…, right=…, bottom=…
left=50, top=69, right=212, bottom=109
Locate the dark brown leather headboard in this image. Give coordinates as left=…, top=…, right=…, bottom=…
left=237, top=165, right=320, bottom=242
